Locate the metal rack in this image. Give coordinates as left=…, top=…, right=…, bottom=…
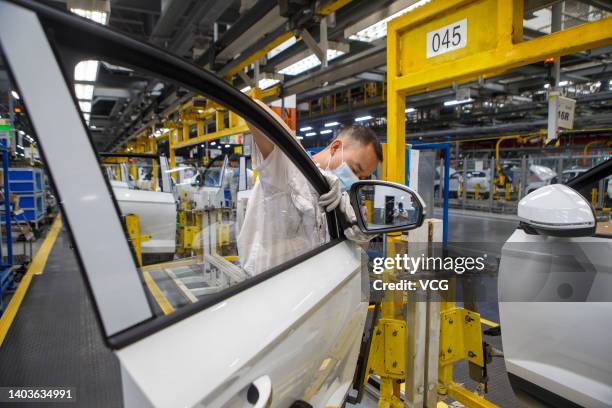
left=0, top=137, right=15, bottom=316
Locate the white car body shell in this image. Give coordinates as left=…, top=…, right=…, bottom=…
left=448, top=171, right=490, bottom=194
left=111, top=181, right=176, bottom=254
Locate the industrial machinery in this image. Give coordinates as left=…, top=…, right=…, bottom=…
left=372, top=0, right=612, bottom=407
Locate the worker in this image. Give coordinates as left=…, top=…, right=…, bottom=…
left=237, top=100, right=383, bottom=276
left=393, top=202, right=409, bottom=224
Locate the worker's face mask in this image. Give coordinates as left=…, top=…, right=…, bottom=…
left=326, top=143, right=359, bottom=192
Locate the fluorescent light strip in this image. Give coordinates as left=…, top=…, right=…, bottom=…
left=444, top=98, right=473, bottom=106
left=305, top=132, right=317, bottom=136
left=11, top=90, right=20, bottom=100
left=300, top=126, right=313, bottom=131
left=75, top=60, right=100, bottom=82
left=79, top=101, right=92, bottom=113
left=349, top=0, right=431, bottom=43
left=75, top=84, right=94, bottom=100
left=258, top=78, right=280, bottom=90
left=405, top=107, right=416, bottom=113
left=324, top=121, right=339, bottom=127
left=320, top=129, right=333, bottom=134
left=267, top=37, right=297, bottom=59
left=355, top=115, right=373, bottom=122
left=70, top=8, right=108, bottom=25
left=278, top=49, right=345, bottom=76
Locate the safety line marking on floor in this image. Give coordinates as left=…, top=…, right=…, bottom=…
left=142, top=270, right=175, bottom=315
left=0, top=215, right=62, bottom=347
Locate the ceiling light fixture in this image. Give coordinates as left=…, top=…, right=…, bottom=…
left=70, top=8, right=109, bottom=25
left=11, top=90, right=20, bottom=100
left=268, top=37, right=297, bottom=59
left=405, top=107, right=416, bottom=113
left=355, top=115, right=373, bottom=122
left=348, top=0, right=431, bottom=43
left=324, top=121, right=339, bottom=127
left=75, top=83, right=94, bottom=100
left=79, top=101, right=92, bottom=113
left=320, top=129, right=333, bottom=134
left=444, top=98, right=473, bottom=106
left=258, top=78, right=280, bottom=90
left=305, top=132, right=317, bottom=136
left=74, top=60, right=99, bottom=82
left=278, top=49, right=346, bottom=76
left=300, top=126, right=313, bottom=132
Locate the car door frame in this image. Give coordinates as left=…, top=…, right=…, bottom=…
left=0, top=0, right=345, bottom=349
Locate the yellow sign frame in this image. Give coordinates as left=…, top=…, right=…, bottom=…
left=386, top=0, right=612, bottom=183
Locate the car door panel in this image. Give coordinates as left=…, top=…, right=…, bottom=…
left=499, top=230, right=612, bottom=407
left=0, top=1, right=366, bottom=406
left=117, top=242, right=366, bottom=407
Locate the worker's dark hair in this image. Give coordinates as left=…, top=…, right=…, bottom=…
left=337, top=125, right=383, bottom=162
left=228, top=153, right=241, bottom=162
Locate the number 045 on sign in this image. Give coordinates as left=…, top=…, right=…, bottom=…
left=426, top=19, right=467, bottom=59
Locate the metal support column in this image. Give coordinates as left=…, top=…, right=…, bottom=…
left=320, top=17, right=329, bottom=68
left=488, top=157, right=495, bottom=210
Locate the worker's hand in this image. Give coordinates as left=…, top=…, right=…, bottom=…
left=319, top=170, right=342, bottom=212
left=337, top=192, right=373, bottom=244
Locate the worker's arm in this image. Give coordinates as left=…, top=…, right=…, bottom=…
left=248, top=99, right=296, bottom=160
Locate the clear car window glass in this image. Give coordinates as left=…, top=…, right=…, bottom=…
left=78, top=61, right=331, bottom=316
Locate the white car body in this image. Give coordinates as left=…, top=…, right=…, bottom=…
left=111, top=181, right=177, bottom=256
left=499, top=183, right=612, bottom=407
left=445, top=170, right=490, bottom=197
left=434, top=167, right=490, bottom=196
left=525, top=165, right=558, bottom=194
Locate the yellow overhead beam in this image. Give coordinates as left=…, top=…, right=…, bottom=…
left=174, top=124, right=250, bottom=149
left=388, top=0, right=611, bottom=96
left=224, top=31, right=297, bottom=79
left=317, top=0, right=352, bottom=16
left=386, top=0, right=612, bottom=184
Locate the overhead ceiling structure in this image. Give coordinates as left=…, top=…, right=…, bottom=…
left=0, top=0, right=610, bottom=150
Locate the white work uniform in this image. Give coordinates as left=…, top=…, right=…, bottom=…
left=237, top=143, right=328, bottom=276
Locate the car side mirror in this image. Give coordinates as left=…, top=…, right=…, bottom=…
left=518, top=184, right=596, bottom=237
left=349, top=180, right=426, bottom=234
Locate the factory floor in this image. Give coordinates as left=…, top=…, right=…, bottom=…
left=0, top=210, right=523, bottom=407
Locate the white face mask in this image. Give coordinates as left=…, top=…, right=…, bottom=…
left=325, top=144, right=359, bottom=192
